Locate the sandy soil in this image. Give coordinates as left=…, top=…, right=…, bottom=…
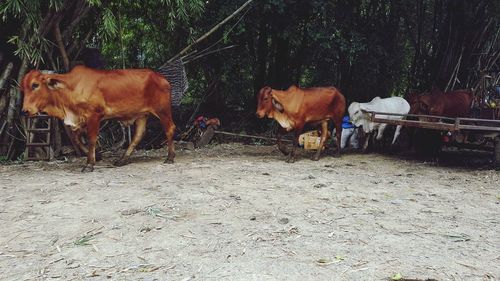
left=0, top=144, right=499, bottom=281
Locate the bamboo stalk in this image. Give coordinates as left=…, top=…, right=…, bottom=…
left=0, top=62, right=14, bottom=90
left=165, top=0, right=254, bottom=65
left=6, top=59, right=27, bottom=126
left=54, top=24, right=70, bottom=72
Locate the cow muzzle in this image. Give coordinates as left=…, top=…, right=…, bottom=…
left=21, top=107, right=40, bottom=117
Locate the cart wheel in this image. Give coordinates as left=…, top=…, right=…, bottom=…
left=494, top=136, right=500, bottom=170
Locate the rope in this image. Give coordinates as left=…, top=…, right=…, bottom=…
left=214, top=130, right=293, bottom=142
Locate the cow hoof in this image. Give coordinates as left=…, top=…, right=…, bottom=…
left=164, top=158, right=174, bottom=164
left=113, top=158, right=130, bottom=167
left=278, top=146, right=289, bottom=155
left=81, top=165, right=94, bottom=173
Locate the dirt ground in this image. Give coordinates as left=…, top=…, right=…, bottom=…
left=0, top=143, right=499, bottom=281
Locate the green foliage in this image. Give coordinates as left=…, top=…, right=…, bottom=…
left=98, top=0, right=205, bottom=68
left=100, top=8, right=118, bottom=40
left=1, top=0, right=497, bottom=133
left=0, top=0, right=64, bottom=65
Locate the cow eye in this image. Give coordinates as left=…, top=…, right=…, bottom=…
left=31, top=83, right=39, bottom=90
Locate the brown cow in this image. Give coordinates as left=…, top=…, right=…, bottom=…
left=256, top=85, right=346, bottom=162
left=409, top=88, right=474, bottom=121
left=21, top=65, right=176, bottom=172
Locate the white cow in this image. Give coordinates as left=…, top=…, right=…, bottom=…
left=348, top=96, right=410, bottom=150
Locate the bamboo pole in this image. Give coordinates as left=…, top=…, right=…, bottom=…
left=0, top=62, right=14, bottom=90
left=165, top=0, right=254, bottom=65
left=54, top=24, right=70, bottom=72
left=6, top=59, right=27, bottom=126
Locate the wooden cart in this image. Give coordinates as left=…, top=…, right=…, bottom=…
left=364, top=110, right=500, bottom=168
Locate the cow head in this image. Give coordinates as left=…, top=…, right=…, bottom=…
left=21, top=70, right=67, bottom=116
left=405, top=91, right=419, bottom=109
left=348, top=102, right=373, bottom=133
left=410, top=94, right=437, bottom=121
left=348, top=102, right=365, bottom=126
left=256, top=86, right=283, bottom=118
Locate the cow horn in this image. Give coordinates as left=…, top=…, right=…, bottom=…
left=272, top=98, right=284, bottom=113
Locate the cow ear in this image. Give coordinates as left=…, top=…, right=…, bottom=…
left=272, top=97, right=284, bottom=113
left=45, top=78, right=66, bottom=90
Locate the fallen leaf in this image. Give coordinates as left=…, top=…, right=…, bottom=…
left=391, top=273, right=403, bottom=280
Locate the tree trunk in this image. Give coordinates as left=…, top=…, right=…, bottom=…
left=0, top=62, right=14, bottom=90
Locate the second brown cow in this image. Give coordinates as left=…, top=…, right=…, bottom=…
left=409, top=88, right=474, bottom=121
left=256, top=85, right=346, bottom=162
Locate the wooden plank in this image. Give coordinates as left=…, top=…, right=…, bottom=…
left=368, top=110, right=500, bottom=134
left=365, top=110, right=456, bottom=122
left=458, top=125, right=500, bottom=132
left=372, top=118, right=457, bottom=131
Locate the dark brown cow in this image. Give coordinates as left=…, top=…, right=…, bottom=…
left=409, top=89, right=474, bottom=121
left=256, top=85, right=346, bottom=162
left=21, top=65, right=176, bottom=172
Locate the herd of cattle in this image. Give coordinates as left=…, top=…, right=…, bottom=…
left=21, top=65, right=474, bottom=171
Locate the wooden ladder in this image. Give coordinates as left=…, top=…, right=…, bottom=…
left=24, top=115, right=53, bottom=161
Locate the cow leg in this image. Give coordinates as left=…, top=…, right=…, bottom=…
left=351, top=128, right=360, bottom=149
left=158, top=111, right=176, bottom=164
left=391, top=125, right=403, bottom=145
left=313, top=121, right=329, bottom=161
left=286, top=127, right=302, bottom=163
left=333, top=120, right=342, bottom=157
left=375, top=124, right=387, bottom=141
left=362, top=132, right=371, bottom=152
left=114, top=116, right=147, bottom=166
left=277, top=127, right=289, bottom=155
left=69, top=128, right=88, bottom=155
left=68, top=127, right=103, bottom=161
left=82, top=115, right=101, bottom=172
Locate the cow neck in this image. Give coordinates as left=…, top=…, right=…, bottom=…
left=272, top=109, right=294, bottom=131
left=272, top=88, right=303, bottom=115
left=269, top=89, right=298, bottom=131
left=49, top=89, right=82, bottom=123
